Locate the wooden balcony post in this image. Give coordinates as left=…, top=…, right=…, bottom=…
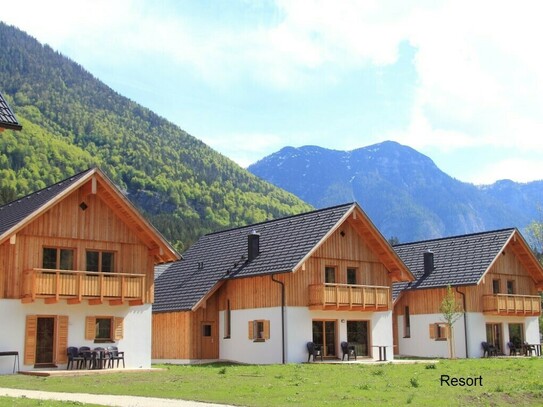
left=335, top=284, right=339, bottom=308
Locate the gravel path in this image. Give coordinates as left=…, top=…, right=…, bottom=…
left=0, top=387, right=236, bottom=407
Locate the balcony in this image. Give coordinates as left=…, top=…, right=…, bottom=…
left=308, top=283, right=391, bottom=311
left=483, top=294, right=541, bottom=316
left=22, top=268, right=146, bottom=306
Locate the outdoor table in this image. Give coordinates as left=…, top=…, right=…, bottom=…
left=527, top=343, right=542, bottom=356
left=0, top=351, right=20, bottom=373
left=372, top=345, right=388, bottom=361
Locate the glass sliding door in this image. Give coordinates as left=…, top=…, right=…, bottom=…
left=35, top=317, right=55, bottom=365
left=347, top=320, right=369, bottom=357
left=486, top=323, right=503, bottom=353
left=312, top=320, right=337, bottom=357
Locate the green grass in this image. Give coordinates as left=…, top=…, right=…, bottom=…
left=0, top=359, right=541, bottom=406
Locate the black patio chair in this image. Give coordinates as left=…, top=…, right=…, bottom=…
left=341, top=341, right=357, bottom=361
left=66, top=347, right=85, bottom=369
left=107, top=346, right=125, bottom=368
left=507, top=341, right=521, bottom=356
left=78, top=346, right=92, bottom=369
left=307, top=342, right=323, bottom=362
left=481, top=341, right=497, bottom=357
left=523, top=341, right=536, bottom=356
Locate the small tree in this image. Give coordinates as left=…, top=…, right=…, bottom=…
left=440, top=285, right=464, bottom=359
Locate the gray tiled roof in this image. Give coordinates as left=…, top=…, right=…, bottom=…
left=0, top=92, right=22, bottom=130
left=392, top=228, right=515, bottom=300
left=0, top=168, right=94, bottom=238
left=154, top=203, right=354, bottom=312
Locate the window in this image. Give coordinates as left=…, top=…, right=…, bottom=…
left=492, top=279, right=500, bottom=294
left=404, top=306, right=411, bottom=338
left=86, top=251, right=115, bottom=272
left=248, top=320, right=270, bottom=342
left=95, top=318, right=112, bottom=340
left=42, top=248, right=74, bottom=270
left=224, top=300, right=231, bottom=339
left=507, top=280, right=515, bottom=295
left=325, top=267, right=336, bottom=284
left=85, top=316, right=123, bottom=342
left=429, top=323, right=448, bottom=341
left=347, top=268, right=357, bottom=285
left=202, top=324, right=212, bottom=337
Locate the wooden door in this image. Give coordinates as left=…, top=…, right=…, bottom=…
left=200, top=322, right=218, bottom=359
left=35, top=317, right=55, bottom=365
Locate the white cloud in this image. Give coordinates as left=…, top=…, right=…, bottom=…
left=470, top=158, right=543, bottom=185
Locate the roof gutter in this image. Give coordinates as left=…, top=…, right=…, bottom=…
left=271, top=274, right=286, bottom=364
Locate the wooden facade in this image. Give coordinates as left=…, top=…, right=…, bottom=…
left=394, top=242, right=542, bottom=317
left=0, top=171, right=176, bottom=305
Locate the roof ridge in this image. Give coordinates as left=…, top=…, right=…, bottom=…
left=394, top=227, right=516, bottom=247
left=0, top=167, right=95, bottom=210
left=204, top=202, right=355, bottom=236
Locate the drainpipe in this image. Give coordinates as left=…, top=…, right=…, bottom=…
left=455, top=286, right=468, bottom=358
left=271, top=274, right=286, bottom=364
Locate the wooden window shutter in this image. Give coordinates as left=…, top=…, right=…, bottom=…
left=263, top=320, right=270, bottom=340
left=429, top=323, right=436, bottom=339
left=85, top=316, right=96, bottom=340
left=113, top=317, right=124, bottom=340
left=444, top=325, right=450, bottom=339
left=24, top=315, right=37, bottom=365
left=56, top=316, right=69, bottom=364
left=248, top=321, right=254, bottom=340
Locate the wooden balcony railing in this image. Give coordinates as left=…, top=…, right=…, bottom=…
left=21, top=268, right=146, bottom=306
left=308, top=283, right=390, bottom=311
left=483, top=294, right=541, bottom=315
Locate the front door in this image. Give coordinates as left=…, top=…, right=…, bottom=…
left=347, top=320, right=369, bottom=357
left=200, top=322, right=218, bottom=359
left=312, top=320, right=337, bottom=357
left=35, top=317, right=55, bottom=365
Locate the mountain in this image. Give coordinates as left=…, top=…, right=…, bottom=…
left=0, top=22, right=312, bottom=251
left=248, top=141, right=543, bottom=243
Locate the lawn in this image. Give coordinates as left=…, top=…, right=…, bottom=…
left=0, top=358, right=541, bottom=406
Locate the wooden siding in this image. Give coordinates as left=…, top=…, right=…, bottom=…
left=395, top=244, right=541, bottom=316
left=1, top=188, right=156, bottom=303
left=152, top=294, right=219, bottom=359
left=217, top=221, right=393, bottom=311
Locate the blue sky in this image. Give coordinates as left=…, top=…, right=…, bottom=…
left=3, top=0, right=543, bottom=184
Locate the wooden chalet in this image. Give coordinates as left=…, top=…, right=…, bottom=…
left=0, top=167, right=179, bottom=373
left=153, top=203, right=413, bottom=364
left=393, top=228, right=543, bottom=358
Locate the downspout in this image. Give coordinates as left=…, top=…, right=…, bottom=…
left=455, top=286, right=468, bottom=358
left=271, top=274, right=286, bottom=364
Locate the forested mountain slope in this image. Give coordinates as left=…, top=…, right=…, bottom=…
left=0, top=22, right=312, bottom=250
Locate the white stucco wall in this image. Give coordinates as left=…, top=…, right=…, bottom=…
left=466, top=313, right=540, bottom=358
left=0, top=299, right=151, bottom=374
left=397, top=313, right=466, bottom=359
left=219, top=307, right=283, bottom=364
left=218, top=307, right=394, bottom=364
left=397, top=312, right=540, bottom=359
left=285, top=308, right=394, bottom=363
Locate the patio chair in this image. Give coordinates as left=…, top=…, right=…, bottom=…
left=107, top=346, right=125, bottom=368
left=507, top=341, right=521, bottom=356
left=307, top=342, right=323, bottom=362
left=341, top=341, right=357, bottom=361
left=66, top=347, right=85, bottom=369
left=78, top=346, right=92, bottom=369
left=481, top=341, right=497, bottom=357
left=523, top=341, right=536, bottom=356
